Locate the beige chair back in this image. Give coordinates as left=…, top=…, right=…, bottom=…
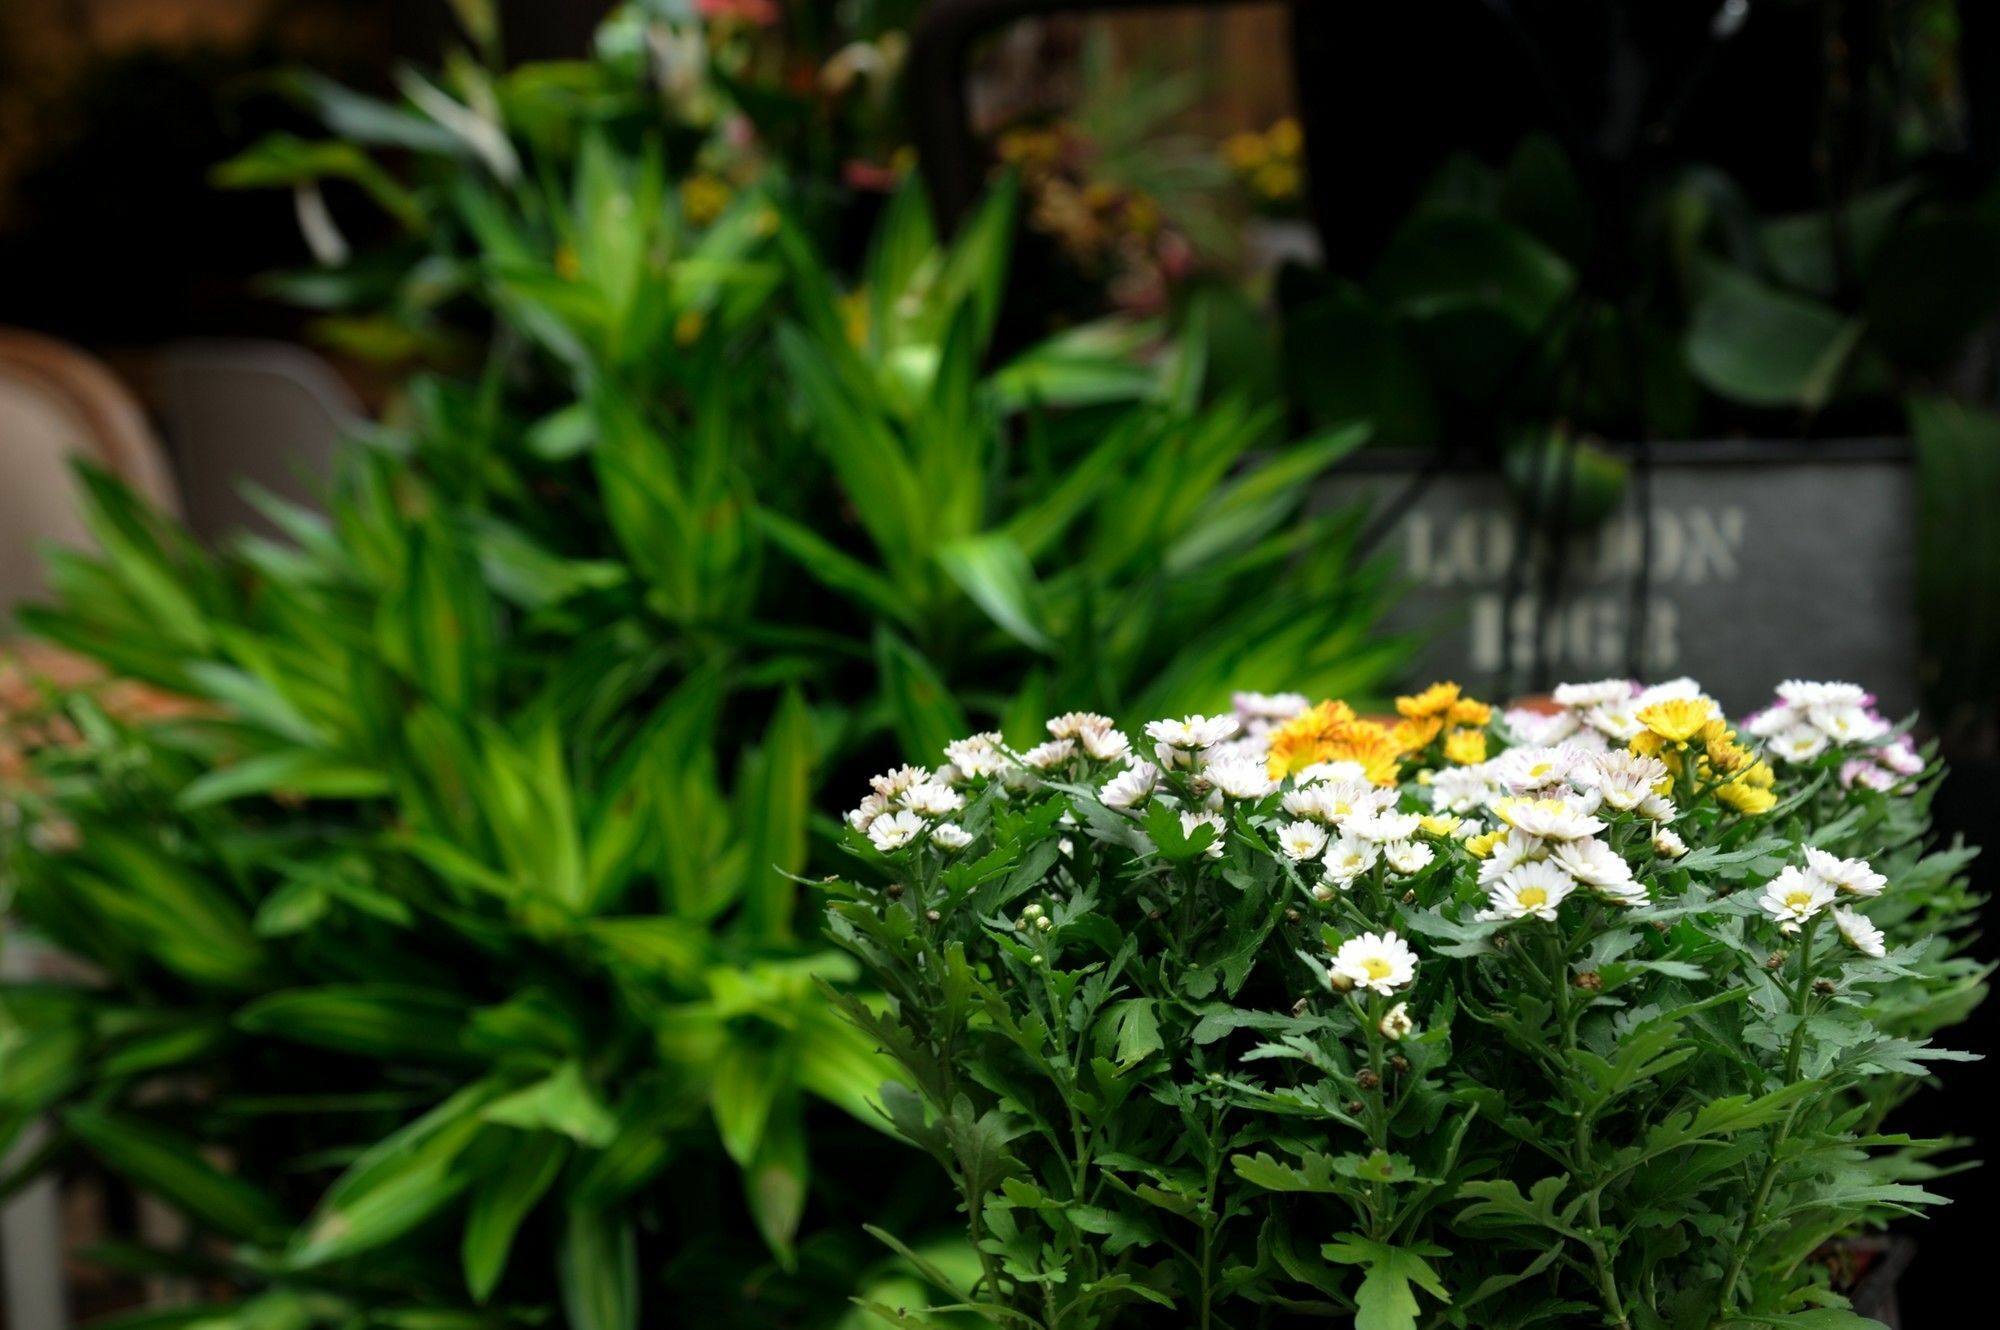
left=0, top=330, right=181, bottom=622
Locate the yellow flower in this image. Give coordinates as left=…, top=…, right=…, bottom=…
left=1448, top=697, right=1493, bottom=727
left=1267, top=700, right=1402, bottom=785
left=1443, top=727, right=1488, bottom=766
left=1419, top=814, right=1463, bottom=837
left=1714, top=779, right=1777, bottom=815
left=682, top=173, right=733, bottom=226
left=1397, top=682, right=1462, bottom=719
left=1698, top=718, right=1755, bottom=774
left=1636, top=697, right=1716, bottom=744
left=1392, top=715, right=1444, bottom=755
left=1465, top=829, right=1506, bottom=859
left=1223, top=130, right=1269, bottom=171
left=838, top=290, right=870, bottom=349
left=1343, top=725, right=1406, bottom=788
left=1266, top=700, right=1356, bottom=776
left=1253, top=160, right=1302, bottom=200
left=1267, top=117, right=1303, bottom=158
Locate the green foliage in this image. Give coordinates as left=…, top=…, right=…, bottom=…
left=826, top=683, right=1984, bottom=1327
left=0, top=13, right=1403, bottom=1329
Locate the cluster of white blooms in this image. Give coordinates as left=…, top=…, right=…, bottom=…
left=846, top=763, right=972, bottom=854
left=843, top=676, right=1917, bottom=1070
left=1746, top=679, right=1923, bottom=792
left=1499, top=677, right=1706, bottom=751
left=851, top=712, right=1149, bottom=856
left=1758, top=846, right=1889, bottom=954
left=1414, top=739, right=1677, bottom=921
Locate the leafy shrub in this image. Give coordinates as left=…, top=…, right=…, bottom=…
left=0, top=158, right=1401, bottom=1330
left=825, top=678, right=1983, bottom=1328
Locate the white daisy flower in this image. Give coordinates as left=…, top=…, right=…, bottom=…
left=1652, top=827, right=1688, bottom=858
left=1636, top=676, right=1711, bottom=708
left=1770, top=725, right=1830, bottom=763
left=1296, top=759, right=1370, bottom=785
left=1745, top=705, right=1802, bottom=740
left=1020, top=739, right=1076, bottom=771
left=1503, top=707, right=1580, bottom=746
left=1383, top=840, right=1435, bottom=875
left=1803, top=846, right=1886, bottom=897
left=902, top=782, right=964, bottom=817
left=1206, top=754, right=1279, bottom=801
left=1429, top=765, right=1499, bottom=814
left=1777, top=680, right=1868, bottom=709
left=1493, top=796, right=1604, bottom=842
left=1564, top=725, right=1614, bottom=753
left=1379, top=1002, right=1416, bottom=1040
left=1636, top=793, right=1678, bottom=823
left=1477, top=861, right=1575, bottom=922
left=1833, top=906, right=1886, bottom=958
left=1100, top=762, right=1159, bottom=810
left=1346, top=810, right=1423, bottom=844
left=1576, top=700, right=1640, bottom=740
left=1179, top=809, right=1227, bottom=860
left=1079, top=727, right=1133, bottom=764
left=1234, top=691, right=1311, bottom=729
left=1496, top=744, right=1586, bottom=792
left=870, top=765, right=932, bottom=798
left=846, top=792, right=891, bottom=832
left=1808, top=703, right=1889, bottom=744
left=1286, top=779, right=1390, bottom=825
left=944, top=733, right=1007, bottom=779
left=930, top=823, right=974, bottom=852
left=1553, top=678, right=1636, bottom=708
left=1552, top=837, right=1635, bottom=892
left=1275, top=820, right=1330, bottom=862
left=1577, top=750, right=1669, bottom=811
left=1145, top=714, right=1240, bottom=752
left=1596, top=875, right=1652, bottom=907
left=1477, top=828, right=1547, bottom=886
left=1330, top=930, right=1419, bottom=994
left=1759, top=867, right=1837, bottom=934
left=867, top=810, right=927, bottom=853
left=1047, top=711, right=1116, bottom=740
left=1322, top=834, right=1380, bottom=882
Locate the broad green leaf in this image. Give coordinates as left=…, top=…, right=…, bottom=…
left=937, top=533, right=1053, bottom=653
left=481, top=1063, right=618, bottom=1148
left=462, top=1134, right=568, bottom=1303
left=236, top=985, right=472, bottom=1064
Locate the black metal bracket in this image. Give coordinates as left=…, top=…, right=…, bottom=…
left=907, top=0, right=1306, bottom=232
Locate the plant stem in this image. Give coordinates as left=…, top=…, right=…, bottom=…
left=1713, top=922, right=1818, bottom=1323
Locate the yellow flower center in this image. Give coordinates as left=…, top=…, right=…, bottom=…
left=1785, top=891, right=1815, bottom=911
left=1362, top=957, right=1393, bottom=980
left=1517, top=886, right=1548, bottom=908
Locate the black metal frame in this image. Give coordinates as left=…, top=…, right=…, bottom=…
left=907, top=0, right=1305, bottom=232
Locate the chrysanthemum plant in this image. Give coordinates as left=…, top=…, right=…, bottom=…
left=823, top=679, right=1985, bottom=1329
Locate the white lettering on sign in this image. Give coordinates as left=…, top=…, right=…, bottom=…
left=1407, top=506, right=1742, bottom=675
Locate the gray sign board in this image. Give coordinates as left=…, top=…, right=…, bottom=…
left=1319, top=441, right=1920, bottom=718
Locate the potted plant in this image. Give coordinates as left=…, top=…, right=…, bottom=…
left=825, top=676, right=1982, bottom=1326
